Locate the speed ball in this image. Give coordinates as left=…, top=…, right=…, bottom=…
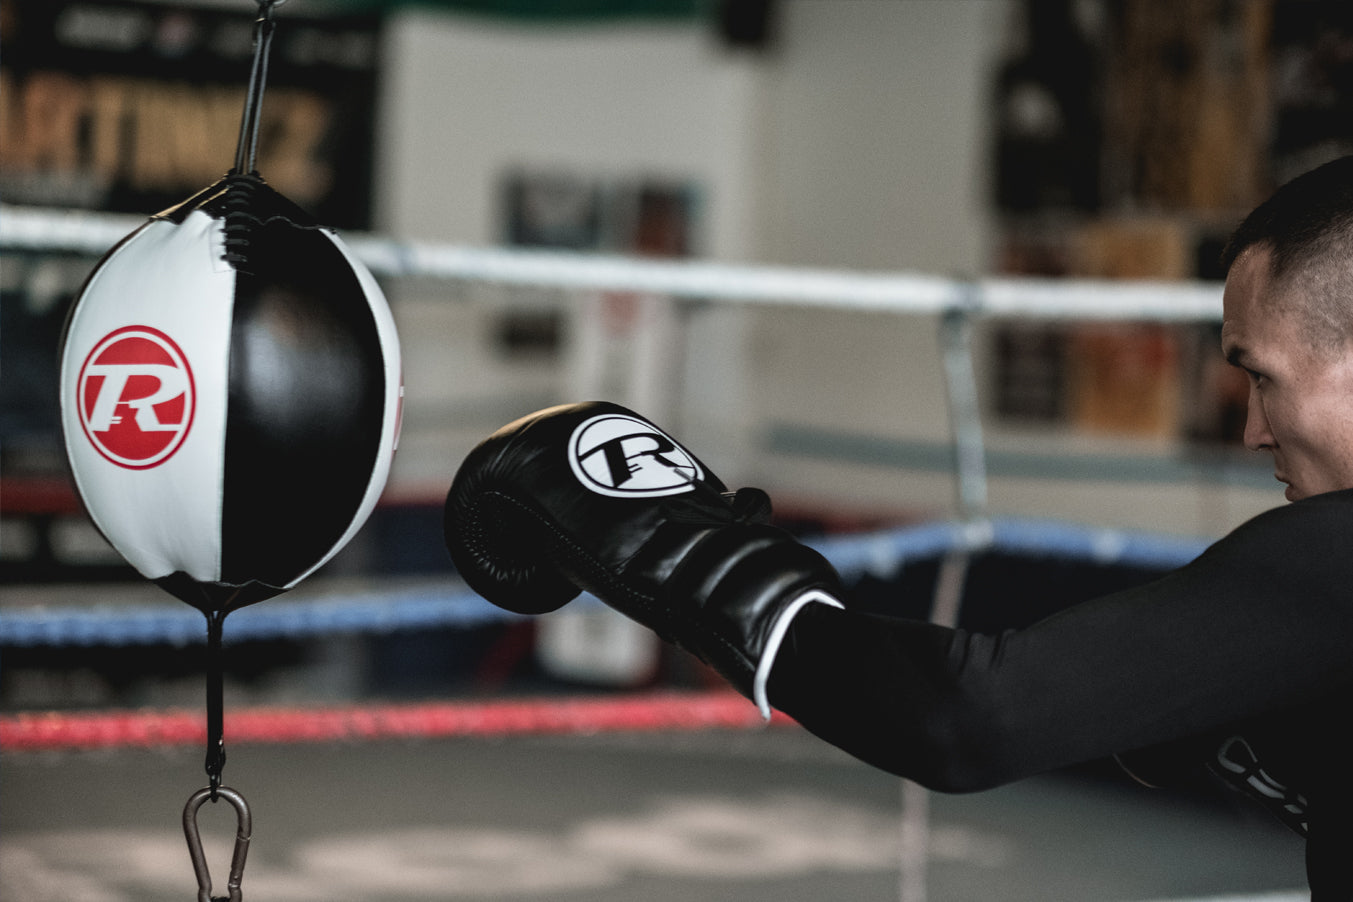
left=59, top=173, right=403, bottom=614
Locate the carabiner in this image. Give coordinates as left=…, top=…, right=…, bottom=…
left=183, top=785, right=252, bottom=902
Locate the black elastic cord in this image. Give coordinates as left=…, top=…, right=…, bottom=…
left=233, top=1, right=280, bottom=175
left=205, top=609, right=227, bottom=800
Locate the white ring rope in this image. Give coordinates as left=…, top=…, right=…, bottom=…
left=1, top=204, right=1223, bottom=322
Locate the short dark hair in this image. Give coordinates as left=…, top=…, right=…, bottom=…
left=1223, top=156, right=1353, bottom=273
left=1222, top=155, right=1353, bottom=351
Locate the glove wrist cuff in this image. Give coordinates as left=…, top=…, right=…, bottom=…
left=752, top=588, right=844, bottom=720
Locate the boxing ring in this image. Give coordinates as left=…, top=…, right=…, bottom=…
left=0, top=204, right=1306, bottom=901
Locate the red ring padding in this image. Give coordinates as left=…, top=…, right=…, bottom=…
left=0, top=691, right=793, bottom=751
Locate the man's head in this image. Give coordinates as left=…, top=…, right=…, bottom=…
left=1222, top=155, right=1353, bottom=501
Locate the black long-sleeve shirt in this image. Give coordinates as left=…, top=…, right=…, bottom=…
left=768, top=489, right=1353, bottom=897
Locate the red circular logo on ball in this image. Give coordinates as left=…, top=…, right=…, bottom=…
left=78, top=326, right=196, bottom=469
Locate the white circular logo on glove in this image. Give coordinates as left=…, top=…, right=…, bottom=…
left=569, top=413, right=703, bottom=498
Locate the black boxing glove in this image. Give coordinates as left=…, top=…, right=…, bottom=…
left=443, top=401, right=843, bottom=717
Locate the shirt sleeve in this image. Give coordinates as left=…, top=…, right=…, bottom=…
left=766, top=491, right=1353, bottom=793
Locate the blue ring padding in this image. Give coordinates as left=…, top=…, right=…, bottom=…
left=0, top=518, right=1211, bottom=648
left=807, top=517, right=1210, bottom=581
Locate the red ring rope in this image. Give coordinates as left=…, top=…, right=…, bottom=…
left=0, top=690, right=793, bottom=752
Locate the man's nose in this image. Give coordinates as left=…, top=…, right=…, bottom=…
left=1243, top=389, right=1275, bottom=451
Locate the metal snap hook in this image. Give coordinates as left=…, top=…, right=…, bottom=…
left=183, top=785, right=252, bottom=902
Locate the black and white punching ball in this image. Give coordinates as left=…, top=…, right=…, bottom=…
left=58, top=2, right=402, bottom=618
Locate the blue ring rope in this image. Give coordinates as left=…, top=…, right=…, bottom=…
left=0, top=517, right=1210, bottom=648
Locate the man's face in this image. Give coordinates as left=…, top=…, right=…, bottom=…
left=1221, top=245, right=1353, bottom=501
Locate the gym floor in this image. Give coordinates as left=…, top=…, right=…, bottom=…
left=3, top=720, right=1308, bottom=902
